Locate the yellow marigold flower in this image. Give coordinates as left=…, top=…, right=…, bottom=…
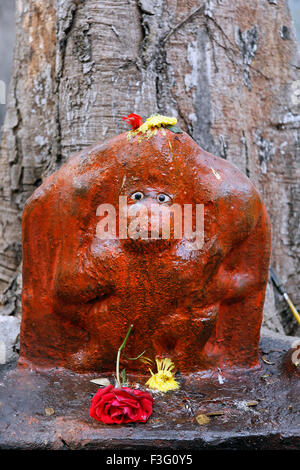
left=127, top=114, right=177, bottom=140
left=139, top=114, right=177, bottom=133
left=145, top=357, right=180, bottom=393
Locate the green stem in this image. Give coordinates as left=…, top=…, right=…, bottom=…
left=124, top=350, right=146, bottom=361
left=116, top=324, right=133, bottom=387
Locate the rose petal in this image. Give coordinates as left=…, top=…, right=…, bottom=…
left=91, top=385, right=114, bottom=407
left=90, top=386, right=153, bottom=424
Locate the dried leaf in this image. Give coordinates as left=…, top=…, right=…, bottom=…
left=45, top=407, right=55, bottom=416
left=206, top=411, right=225, bottom=416
left=261, top=374, right=270, bottom=381
left=258, top=408, right=268, bottom=413
left=247, top=400, right=259, bottom=407
left=90, top=378, right=111, bottom=387
left=217, top=373, right=224, bottom=384
left=262, top=355, right=275, bottom=365
left=196, top=414, right=210, bottom=425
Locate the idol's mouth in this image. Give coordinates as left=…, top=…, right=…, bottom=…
left=121, top=236, right=174, bottom=253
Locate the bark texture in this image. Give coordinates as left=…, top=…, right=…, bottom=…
left=0, top=0, right=299, bottom=340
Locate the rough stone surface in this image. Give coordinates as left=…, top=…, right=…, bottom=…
left=262, top=283, right=285, bottom=334
left=0, top=316, right=20, bottom=364
left=0, top=333, right=298, bottom=450
left=260, top=326, right=298, bottom=349
left=0, top=266, right=22, bottom=317
left=0, top=0, right=15, bottom=139
left=0, top=0, right=299, bottom=338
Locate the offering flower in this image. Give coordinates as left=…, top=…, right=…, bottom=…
left=146, top=357, right=180, bottom=393
left=90, top=384, right=153, bottom=424
left=125, top=113, right=182, bottom=142
left=122, top=113, right=143, bottom=130
left=137, top=114, right=177, bottom=134
left=90, top=324, right=154, bottom=424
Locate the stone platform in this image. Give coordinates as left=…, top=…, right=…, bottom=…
left=0, top=330, right=299, bottom=450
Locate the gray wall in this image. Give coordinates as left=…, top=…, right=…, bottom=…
left=289, top=0, right=300, bottom=43
left=0, top=0, right=16, bottom=139
left=0, top=1, right=299, bottom=139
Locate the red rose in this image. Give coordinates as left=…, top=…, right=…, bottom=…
left=122, top=113, right=143, bottom=130
left=90, top=384, right=153, bottom=424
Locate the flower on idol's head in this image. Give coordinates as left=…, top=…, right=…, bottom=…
left=90, top=384, right=153, bottom=424
left=125, top=113, right=181, bottom=142
left=146, top=357, right=179, bottom=393
left=138, top=114, right=177, bottom=134
left=122, top=113, right=143, bottom=130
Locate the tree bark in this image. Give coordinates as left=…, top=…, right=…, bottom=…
left=0, top=0, right=299, bottom=339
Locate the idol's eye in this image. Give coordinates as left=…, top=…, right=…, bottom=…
left=130, top=191, right=144, bottom=201
left=157, top=193, right=171, bottom=203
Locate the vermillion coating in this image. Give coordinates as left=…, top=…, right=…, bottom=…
left=19, top=129, right=271, bottom=373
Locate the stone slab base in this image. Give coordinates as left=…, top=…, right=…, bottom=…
left=0, top=331, right=299, bottom=450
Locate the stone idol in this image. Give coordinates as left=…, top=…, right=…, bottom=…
left=19, top=114, right=271, bottom=374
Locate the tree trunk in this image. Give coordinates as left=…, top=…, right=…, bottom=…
left=0, top=0, right=299, bottom=359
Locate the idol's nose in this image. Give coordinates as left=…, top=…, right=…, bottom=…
left=126, top=201, right=180, bottom=241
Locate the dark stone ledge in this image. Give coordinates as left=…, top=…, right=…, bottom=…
left=0, top=331, right=299, bottom=450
